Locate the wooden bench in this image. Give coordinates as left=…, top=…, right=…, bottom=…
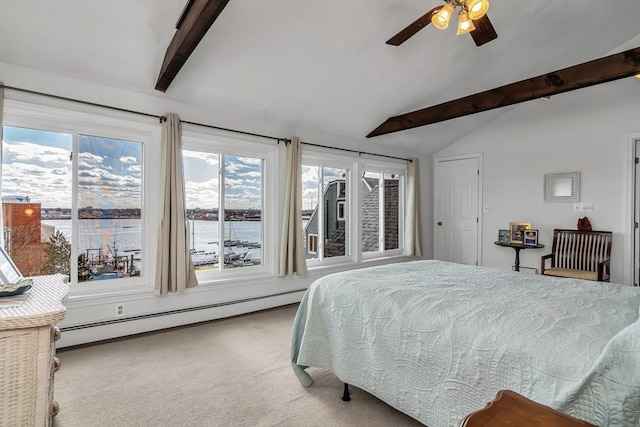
left=540, top=229, right=612, bottom=282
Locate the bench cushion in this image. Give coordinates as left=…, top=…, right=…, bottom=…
left=543, top=268, right=609, bottom=282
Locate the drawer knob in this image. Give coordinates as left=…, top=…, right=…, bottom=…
left=51, top=401, right=60, bottom=417
left=51, top=326, right=61, bottom=342
left=53, top=357, right=61, bottom=372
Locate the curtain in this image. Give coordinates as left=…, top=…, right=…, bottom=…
left=403, top=158, right=423, bottom=257
left=0, top=82, right=4, bottom=248
left=155, top=113, right=198, bottom=294
left=279, top=136, right=307, bottom=276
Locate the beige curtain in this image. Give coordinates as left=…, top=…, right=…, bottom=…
left=403, top=158, right=423, bottom=257
left=0, top=82, right=4, bottom=249
left=155, top=113, right=198, bottom=294
left=279, top=136, right=307, bottom=276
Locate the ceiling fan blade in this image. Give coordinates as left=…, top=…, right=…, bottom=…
left=469, top=14, right=498, bottom=47
left=386, top=6, right=442, bottom=46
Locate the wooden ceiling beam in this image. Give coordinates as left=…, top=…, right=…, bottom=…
left=367, top=47, right=640, bottom=138
left=155, top=0, right=230, bottom=93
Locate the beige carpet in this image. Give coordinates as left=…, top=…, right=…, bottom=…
left=53, top=304, right=423, bottom=427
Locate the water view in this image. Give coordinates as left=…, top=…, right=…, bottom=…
left=44, top=219, right=262, bottom=276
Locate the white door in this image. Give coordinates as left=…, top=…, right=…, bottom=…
left=434, top=156, right=480, bottom=265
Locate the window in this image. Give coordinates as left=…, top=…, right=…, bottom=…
left=302, top=150, right=405, bottom=266
left=2, top=127, right=72, bottom=278
left=307, top=234, right=318, bottom=254
left=336, top=201, right=345, bottom=221
left=77, top=135, right=143, bottom=281
left=301, top=163, right=350, bottom=261
left=182, top=132, right=275, bottom=280
left=2, top=108, right=150, bottom=286
left=361, top=170, right=402, bottom=255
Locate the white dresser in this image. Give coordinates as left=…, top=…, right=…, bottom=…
left=0, top=275, right=68, bottom=427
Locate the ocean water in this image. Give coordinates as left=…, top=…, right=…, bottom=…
left=43, top=219, right=262, bottom=263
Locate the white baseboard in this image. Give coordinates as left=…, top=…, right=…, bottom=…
left=57, top=290, right=304, bottom=348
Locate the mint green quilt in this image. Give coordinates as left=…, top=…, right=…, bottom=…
left=291, top=260, right=640, bottom=426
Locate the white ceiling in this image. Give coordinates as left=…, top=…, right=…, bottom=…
left=1, top=0, right=639, bottom=154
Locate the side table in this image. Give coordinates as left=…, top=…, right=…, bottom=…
left=494, top=241, right=544, bottom=271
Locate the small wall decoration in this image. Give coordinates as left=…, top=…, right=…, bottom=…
left=498, top=229, right=510, bottom=244
left=523, top=229, right=539, bottom=246
left=577, top=216, right=592, bottom=231
left=509, top=222, right=531, bottom=244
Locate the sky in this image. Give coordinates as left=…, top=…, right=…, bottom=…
left=3, top=125, right=349, bottom=213
left=301, top=165, right=346, bottom=211
left=181, top=150, right=262, bottom=210
left=2, top=125, right=142, bottom=210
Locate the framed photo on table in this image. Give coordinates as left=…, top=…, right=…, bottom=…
left=498, top=229, right=510, bottom=244
left=524, top=229, right=539, bottom=246
left=509, top=222, right=531, bottom=244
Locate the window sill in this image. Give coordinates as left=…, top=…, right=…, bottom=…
left=306, top=254, right=412, bottom=276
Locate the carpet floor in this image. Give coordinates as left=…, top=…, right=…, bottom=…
left=53, top=304, right=423, bottom=426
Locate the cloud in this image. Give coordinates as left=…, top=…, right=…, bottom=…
left=119, top=156, right=137, bottom=164
left=2, top=141, right=72, bottom=207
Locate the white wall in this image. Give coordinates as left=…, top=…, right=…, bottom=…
left=435, top=77, right=640, bottom=285
left=0, top=62, right=432, bottom=347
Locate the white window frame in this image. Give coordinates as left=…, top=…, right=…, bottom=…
left=307, top=233, right=318, bottom=254
left=336, top=200, right=346, bottom=221
left=302, top=150, right=353, bottom=267
left=181, top=127, right=279, bottom=284
left=2, top=99, right=158, bottom=296
left=302, top=148, right=406, bottom=268
left=360, top=161, right=406, bottom=260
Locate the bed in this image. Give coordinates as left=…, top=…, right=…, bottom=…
left=290, top=260, right=640, bottom=426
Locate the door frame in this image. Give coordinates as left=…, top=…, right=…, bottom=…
left=433, top=152, right=484, bottom=265
left=625, top=132, right=640, bottom=286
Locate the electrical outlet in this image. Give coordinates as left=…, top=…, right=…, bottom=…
left=582, top=203, right=593, bottom=212
left=573, top=203, right=582, bottom=212
left=115, top=303, right=125, bottom=317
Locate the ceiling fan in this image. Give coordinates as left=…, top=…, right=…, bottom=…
left=387, top=0, right=497, bottom=47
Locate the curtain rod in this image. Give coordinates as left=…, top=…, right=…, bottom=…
left=1, top=84, right=285, bottom=143
left=2, top=84, right=411, bottom=160
left=294, top=140, right=412, bottom=163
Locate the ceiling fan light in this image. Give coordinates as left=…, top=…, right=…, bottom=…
left=466, top=0, right=489, bottom=20
left=456, top=11, right=476, bottom=35
left=432, top=3, right=455, bottom=30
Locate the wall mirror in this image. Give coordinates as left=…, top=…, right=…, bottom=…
left=544, top=172, right=580, bottom=202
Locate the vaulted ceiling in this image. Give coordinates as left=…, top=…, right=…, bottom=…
left=1, top=0, right=639, bottom=154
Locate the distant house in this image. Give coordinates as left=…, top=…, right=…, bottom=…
left=303, top=178, right=399, bottom=259
left=304, top=179, right=346, bottom=259
left=2, top=201, right=46, bottom=276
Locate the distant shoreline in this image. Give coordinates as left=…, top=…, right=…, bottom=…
left=41, top=208, right=265, bottom=221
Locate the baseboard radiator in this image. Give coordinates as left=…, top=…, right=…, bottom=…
left=60, top=288, right=307, bottom=332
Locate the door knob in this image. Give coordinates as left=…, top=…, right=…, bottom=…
left=437, top=221, right=443, bottom=226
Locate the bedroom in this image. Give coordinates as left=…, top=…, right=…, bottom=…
left=0, top=0, right=639, bottom=425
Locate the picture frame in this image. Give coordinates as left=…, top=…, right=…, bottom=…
left=0, top=247, right=24, bottom=285
left=523, top=229, right=539, bottom=246
left=509, top=222, right=531, bottom=244
left=498, top=229, right=510, bottom=244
